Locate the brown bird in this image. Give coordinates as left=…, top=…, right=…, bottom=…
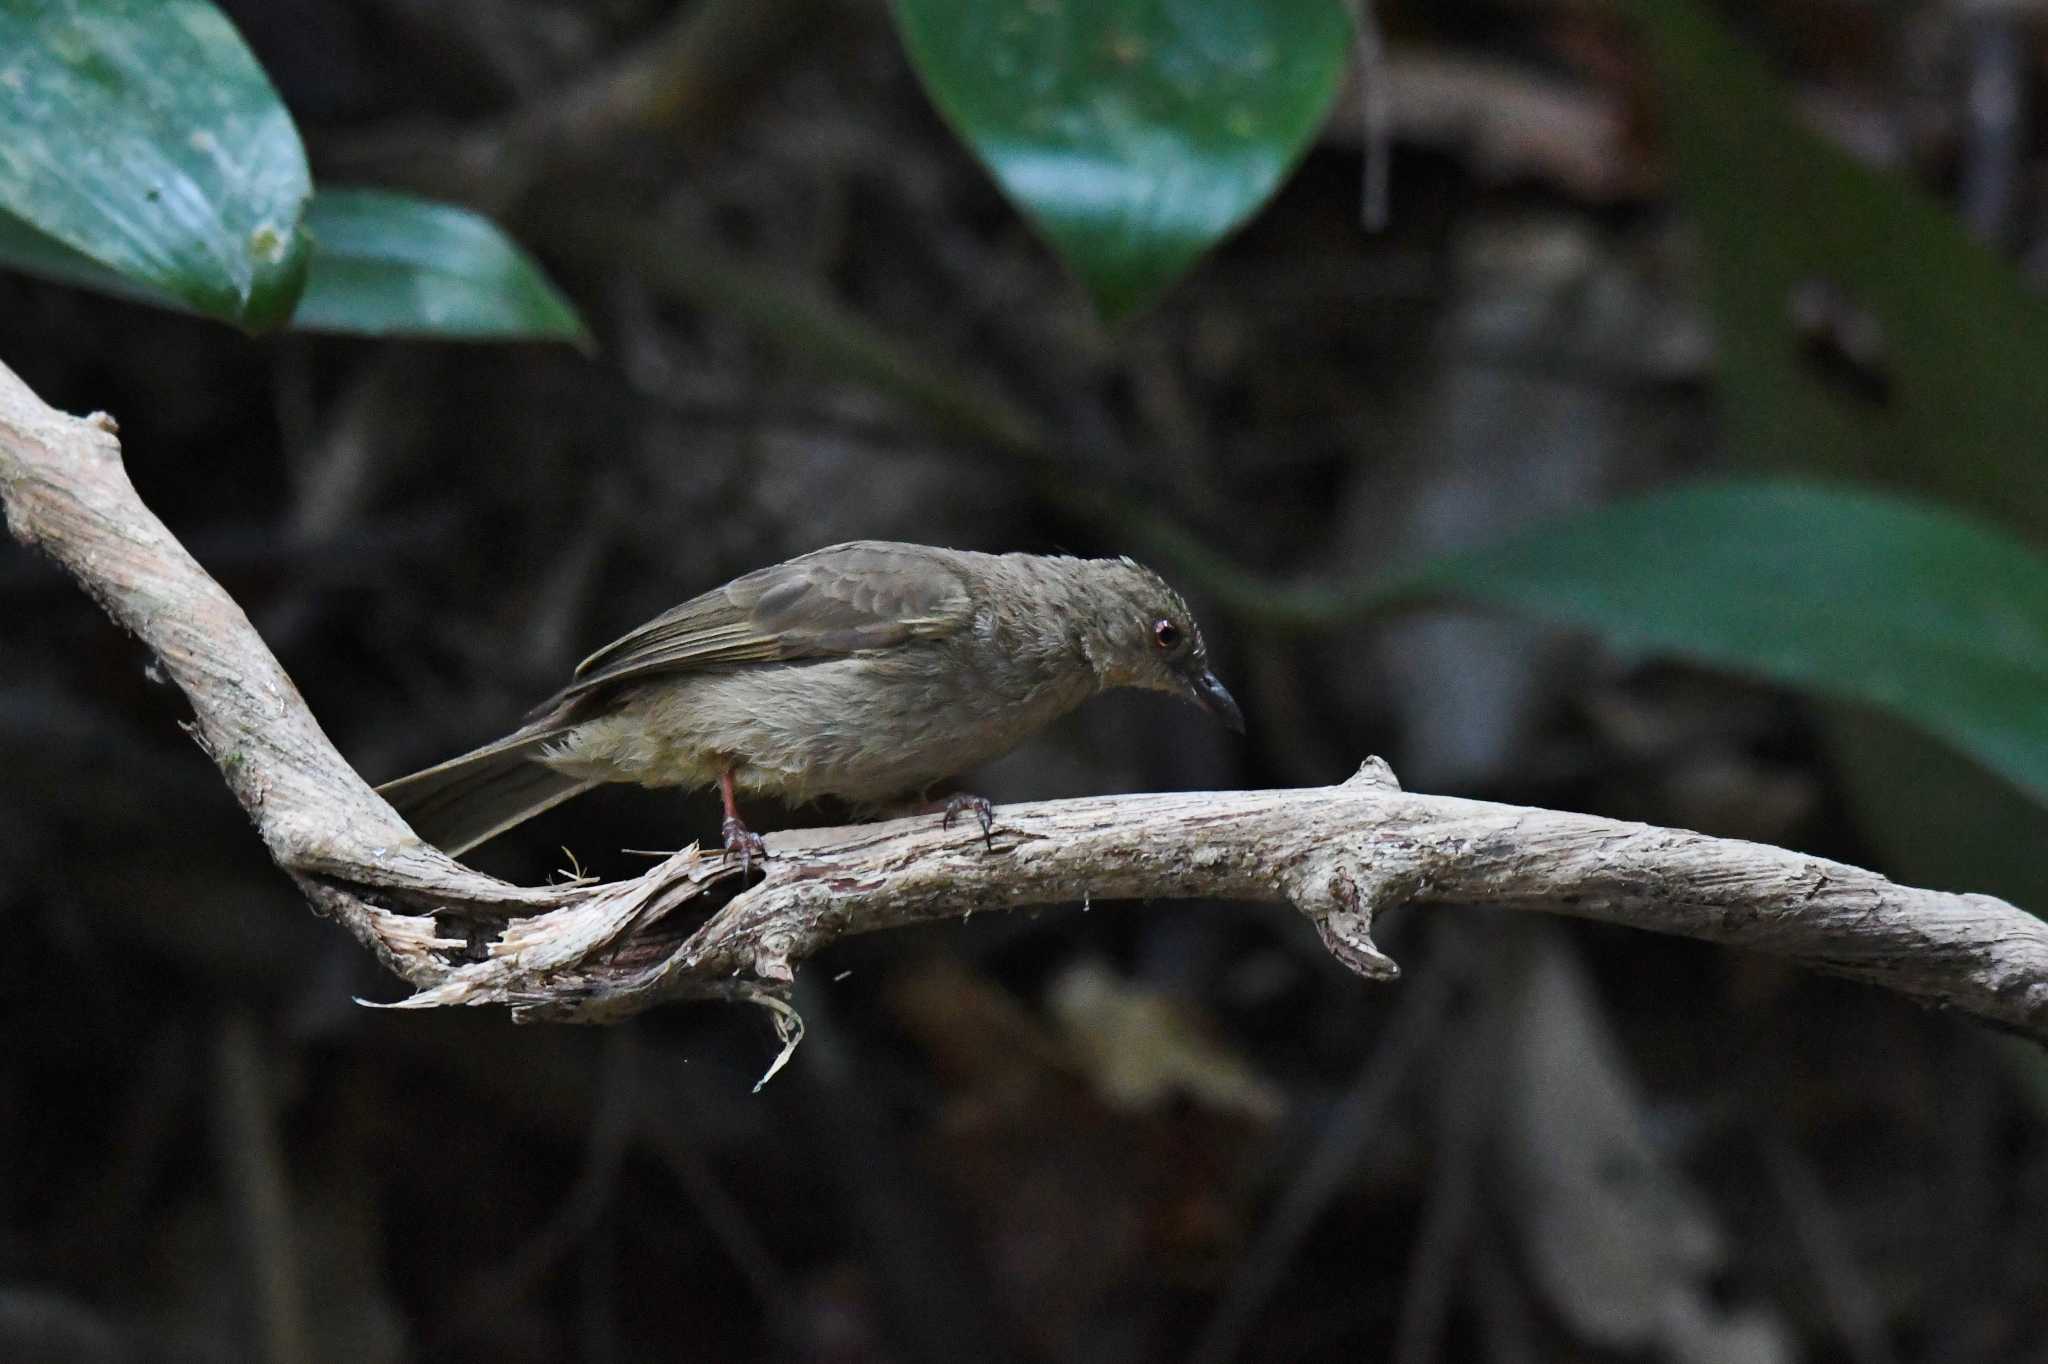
left=378, top=540, right=1242, bottom=862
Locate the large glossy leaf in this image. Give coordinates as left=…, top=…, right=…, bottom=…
left=291, top=190, right=588, bottom=343
left=1617, top=0, right=2048, bottom=895
left=0, top=0, right=311, bottom=329
left=0, top=188, right=587, bottom=342
left=1407, top=480, right=2048, bottom=804
left=893, top=0, right=1352, bottom=319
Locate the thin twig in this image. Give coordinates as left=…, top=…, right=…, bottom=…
left=1757, top=1131, right=1901, bottom=1364
left=324, top=0, right=834, bottom=212
left=1351, top=2, right=1392, bottom=232
left=1393, top=941, right=1510, bottom=1364
left=212, top=1015, right=311, bottom=1364
left=439, top=1027, right=640, bottom=1342
left=533, top=206, right=1050, bottom=459
left=1190, top=955, right=1455, bottom=1364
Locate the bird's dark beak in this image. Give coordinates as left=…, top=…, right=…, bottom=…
left=1188, top=670, right=1245, bottom=734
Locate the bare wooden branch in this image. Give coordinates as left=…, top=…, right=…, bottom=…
left=5, top=358, right=2047, bottom=1042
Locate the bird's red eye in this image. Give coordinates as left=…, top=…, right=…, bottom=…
left=1152, top=619, right=1181, bottom=650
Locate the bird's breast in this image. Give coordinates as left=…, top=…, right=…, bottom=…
left=542, top=643, right=1096, bottom=804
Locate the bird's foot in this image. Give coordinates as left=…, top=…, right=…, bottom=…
left=938, top=792, right=996, bottom=851
left=720, top=815, right=768, bottom=877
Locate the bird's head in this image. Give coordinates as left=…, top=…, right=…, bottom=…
left=1076, top=557, right=1244, bottom=733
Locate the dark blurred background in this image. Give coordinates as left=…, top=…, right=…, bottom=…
left=5, top=0, right=2047, bottom=1360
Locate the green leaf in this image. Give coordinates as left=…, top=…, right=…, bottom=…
left=1409, top=480, right=2048, bottom=804
left=892, top=0, right=1352, bottom=320
left=291, top=189, right=588, bottom=343
left=1616, top=0, right=2048, bottom=889
left=0, top=203, right=168, bottom=303
left=0, top=0, right=311, bottom=329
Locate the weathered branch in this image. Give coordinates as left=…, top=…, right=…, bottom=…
left=5, top=358, right=2047, bottom=1041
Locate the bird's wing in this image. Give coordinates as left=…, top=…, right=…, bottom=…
left=554, top=541, right=978, bottom=701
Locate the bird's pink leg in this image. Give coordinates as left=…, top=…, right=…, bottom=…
left=718, top=768, right=767, bottom=874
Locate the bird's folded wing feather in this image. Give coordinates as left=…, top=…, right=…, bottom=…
left=551, top=541, right=977, bottom=702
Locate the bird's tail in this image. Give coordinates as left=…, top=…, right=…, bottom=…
left=376, top=727, right=597, bottom=858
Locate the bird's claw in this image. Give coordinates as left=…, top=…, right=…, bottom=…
left=720, top=816, right=768, bottom=877
left=940, top=793, right=996, bottom=851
